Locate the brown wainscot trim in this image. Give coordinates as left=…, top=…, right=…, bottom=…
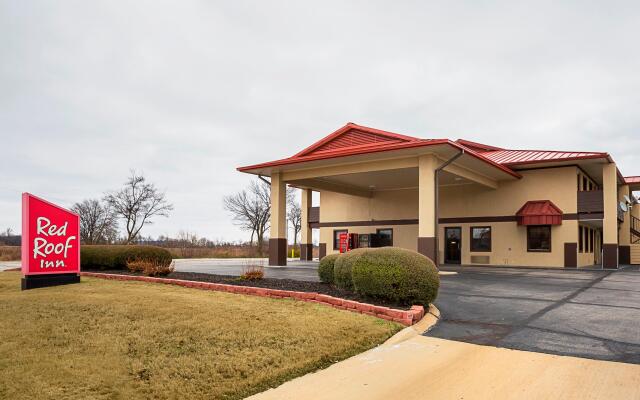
left=619, top=245, right=631, bottom=265
left=300, top=243, right=313, bottom=261
left=318, top=243, right=327, bottom=260
left=417, top=237, right=437, bottom=266
left=268, top=238, right=287, bottom=266
left=602, top=244, right=618, bottom=269
left=312, top=213, right=604, bottom=229
left=564, top=242, right=578, bottom=268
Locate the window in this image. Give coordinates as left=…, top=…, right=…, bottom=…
left=470, top=226, right=491, bottom=252
left=333, top=230, right=347, bottom=250
left=589, top=228, right=594, bottom=253
left=528, top=226, right=551, bottom=252
left=376, top=228, right=393, bottom=247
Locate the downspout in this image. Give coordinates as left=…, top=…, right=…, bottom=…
left=434, top=150, right=465, bottom=263
left=258, top=175, right=271, bottom=186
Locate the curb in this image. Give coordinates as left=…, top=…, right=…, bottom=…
left=383, top=304, right=440, bottom=346
left=80, top=272, right=425, bottom=326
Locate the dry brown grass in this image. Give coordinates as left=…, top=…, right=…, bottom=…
left=126, top=259, right=175, bottom=276
left=0, top=271, right=400, bottom=400
left=0, top=246, right=20, bottom=261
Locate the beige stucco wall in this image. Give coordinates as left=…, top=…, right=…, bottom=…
left=318, top=166, right=586, bottom=267
left=618, top=185, right=631, bottom=245
left=577, top=224, right=600, bottom=267
left=437, top=166, right=578, bottom=218
left=319, top=189, right=419, bottom=253
left=437, top=221, right=577, bottom=267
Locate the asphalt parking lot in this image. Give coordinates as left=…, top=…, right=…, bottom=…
left=427, top=265, right=640, bottom=364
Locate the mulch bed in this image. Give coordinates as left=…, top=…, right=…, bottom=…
left=85, top=269, right=412, bottom=310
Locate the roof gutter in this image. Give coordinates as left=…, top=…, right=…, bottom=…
left=434, top=149, right=465, bottom=265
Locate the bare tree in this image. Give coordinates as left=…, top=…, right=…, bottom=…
left=223, top=180, right=271, bottom=254
left=71, top=199, right=118, bottom=244
left=287, top=202, right=302, bottom=246
left=3, top=227, right=12, bottom=237
left=104, top=171, right=173, bottom=244
left=285, top=187, right=301, bottom=246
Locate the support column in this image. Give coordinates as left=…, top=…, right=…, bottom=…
left=269, top=172, right=287, bottom=266
left=602, top=163, right=618, bottom=269
left=300, top=189, right=313, bottom=261
left=619, top=184, right=631, bottom=265
left=418, top=154, right=438, bottom=264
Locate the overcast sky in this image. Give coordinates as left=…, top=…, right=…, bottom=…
left=1, top=1, right=639, bottom=242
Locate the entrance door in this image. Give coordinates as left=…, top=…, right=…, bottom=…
left=444, top=227, right=462, bottom=264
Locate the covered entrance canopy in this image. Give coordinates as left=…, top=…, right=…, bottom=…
left=238, top=123, right=521, bottom=265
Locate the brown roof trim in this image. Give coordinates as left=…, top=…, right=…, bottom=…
left=310, top=213, right=601, bottom=228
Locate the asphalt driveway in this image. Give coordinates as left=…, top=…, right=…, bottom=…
left=427, top=265, right=640, bottom=364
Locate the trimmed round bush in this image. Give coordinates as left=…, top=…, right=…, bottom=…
left=351, top=247, right=439, bottom=306
left=333, top=248, right=368, bottom=289
left=318, top=253, right=340, bottom=283
left=81, top=245, right=173, bottom=270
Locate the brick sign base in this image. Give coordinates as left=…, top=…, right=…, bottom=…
left=81, top=272, right=426, bottom=326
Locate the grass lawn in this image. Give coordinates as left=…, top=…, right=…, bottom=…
left=0, top=272, right=401, bottom=400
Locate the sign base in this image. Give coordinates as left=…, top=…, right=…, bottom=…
left=21, top=273, right=80, bottom=290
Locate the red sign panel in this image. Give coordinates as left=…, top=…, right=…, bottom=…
left=21, top=193, right=80, bottom=275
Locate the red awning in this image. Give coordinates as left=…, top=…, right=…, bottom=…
left=516, top=200, right=563, bottom=225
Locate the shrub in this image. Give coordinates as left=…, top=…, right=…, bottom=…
left=127, top=259, right=175, bottom=277
left=240, top=265, right=264, bottom=280
left=318, top=253, right=340, bottom=283
left=333, top=248, right=368, bottom=290
left=351, top=247, right=439, bottom=306
left=81, top=245, right=173, bottom=270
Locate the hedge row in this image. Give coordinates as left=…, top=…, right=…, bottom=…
left=318, top=247, right=439, bottom=306
left=80, top=245, right=173, bottom=270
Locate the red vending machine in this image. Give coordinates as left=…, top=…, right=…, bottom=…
left=339, top=232, right=349, bottom=253
left=339, top=232, right=360, bottom=253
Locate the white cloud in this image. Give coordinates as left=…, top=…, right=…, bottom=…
left=1, top=1, right=639, bottom=238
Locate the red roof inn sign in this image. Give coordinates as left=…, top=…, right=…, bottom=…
left=21, top=193, right=81, bottom=290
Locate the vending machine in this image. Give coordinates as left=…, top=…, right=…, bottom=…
left=339, top=232, right=361, bottom=253
left=339, top=232, right=349, bottom=253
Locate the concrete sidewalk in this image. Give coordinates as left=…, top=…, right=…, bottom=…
left=0, top=261, right=20, bottom=271
left=248, top=335, right=640, bottom=400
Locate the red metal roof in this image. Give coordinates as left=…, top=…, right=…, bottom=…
left=625, top=176, right=640, bottom=184
left=237, top=123, right=631, bottom=179
left=455, top=139, right=504, bottom=153
left=516, top=200, right=563, bottom=225
left=294, top=123, right=420, bottom=157
left=238, top=123, right=521, bottom=178
left=482, top=149, right=609, bottom=166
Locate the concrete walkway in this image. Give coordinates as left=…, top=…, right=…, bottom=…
left=173, top=258, right=320, bottom=281
left=0, top=261, right=20, bottom=271
left=248, top=335, right=640, bottom=400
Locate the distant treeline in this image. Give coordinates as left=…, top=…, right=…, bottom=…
left=0, top=236, right=20, bottom=246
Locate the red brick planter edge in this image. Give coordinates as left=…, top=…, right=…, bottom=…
left=80, top=272, right=425, bottom=326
